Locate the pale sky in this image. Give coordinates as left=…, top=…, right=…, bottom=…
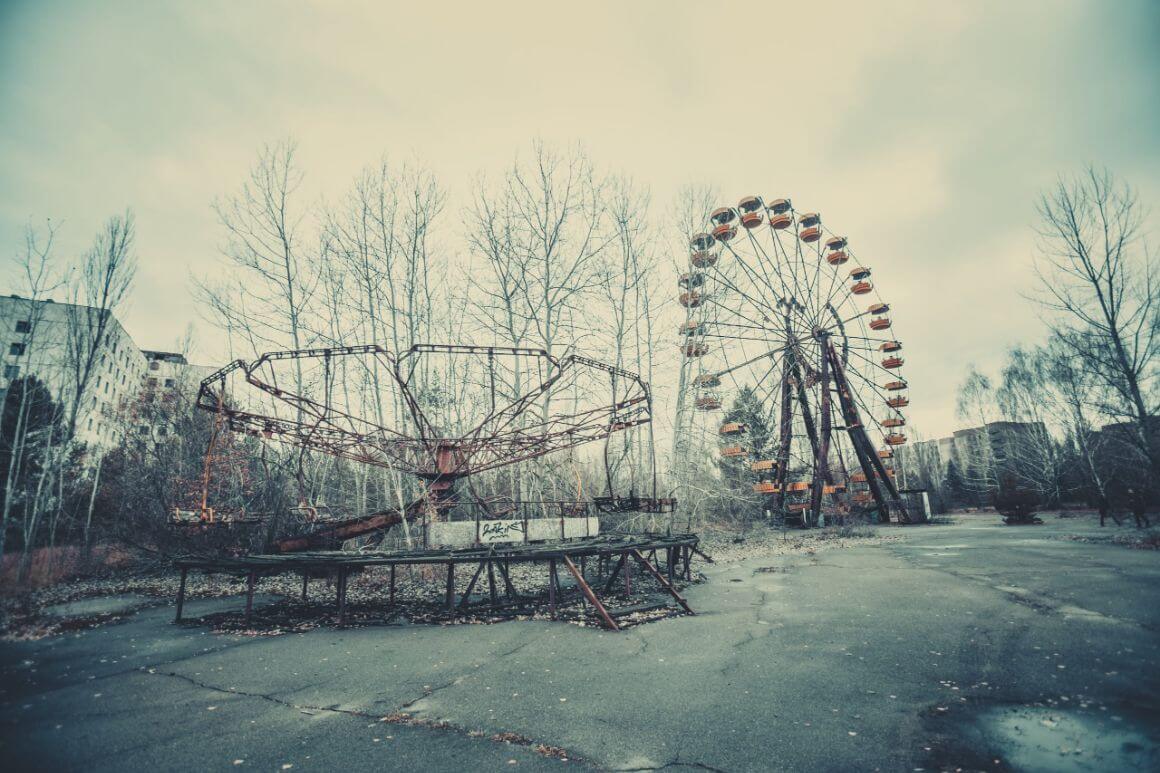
left=2, top=0, right=1158, bottom=439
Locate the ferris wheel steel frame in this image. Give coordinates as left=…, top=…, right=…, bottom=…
left=680, top=196, right=916, bottom=526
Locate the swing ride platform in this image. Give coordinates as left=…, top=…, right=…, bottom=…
left=173, top=533, right=704, bottom=632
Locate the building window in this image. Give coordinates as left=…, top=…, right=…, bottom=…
left=149, top=361, right=160, bottom=371
left=138, top=425, right=149, bottom=435
left=148, top=377, right=158, bottom=387
left=3, top=365, right=17, bottom=379
left=164, top=378, right=175, bottom=388
left=15, top=320, right=29, bottom=333
left=9, top=343, right=25, bottom=356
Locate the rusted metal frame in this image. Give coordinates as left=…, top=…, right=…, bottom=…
left=455, top=356, right=572, bottom=451
left=445, top=562, right=455, bottom=610
left=809, top=334, right=834, bottom=521
left=478, top=397, right=649, bottom=447
left=244, top=570, right=257, bottom=625
left=548, top=559, right=558, bottom=619
left=175, top=567, right=188, bottom=622
left=219, top=409, right=418, bottom=473
left=244, top=363, right=411, bottom=445
left=827, top=340, right=907, bottom=520
left=773, top=343, right=796, bottom=509
left=827, top=343, right=893, bottom=523
left=194, top=359, right=248, bottom=411
left=486, top=559, right=499, bottom=607
left=176, top=535, right=701, bottom=571
left=458, top=558, right=490, bottom=609
left=172, top=536, right=702, bottom=625
left=496, top=559, right=519, bottom=599
left=629, top=549, right=694, bottom=615
left=692, top=546, right=715, bottom=563
left=602, top=553, right=627, bottom=595
left=198, top=345, right=658, bottom=503
left=560, top=555, right=619, bottom=631
left=336, top=569, right=349, bottom=626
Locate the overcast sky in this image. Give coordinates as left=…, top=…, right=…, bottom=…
left=2, top=0, right=1158, bottom=439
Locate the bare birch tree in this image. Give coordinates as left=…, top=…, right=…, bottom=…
left=1033, top=168, right=1159, bottom=476
left=0, top=221, right=61, bottom=558
left=63, top=213, right=137, bottom=555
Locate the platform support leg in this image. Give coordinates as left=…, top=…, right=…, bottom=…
left=389, top=564, right=396, bottom=607
left=445, top=561, right=455, bottom=611
left=175, top=567, right=188, bottom=623
left=561, top=555, right=618, bottom=631
left=497, top=560, right=518, bottom=599
left=603, top=554, right=626, bottom=595
left=337, top=569, right=348, bottom=626
left=548, top=559, right=557, bottom=619
left=459, top=560, right=488, bottom=609
left=244, top=571, right=257, bottom=626
left=487, top=560, right=498, bottom=608
left=301, top=573, right=308, bottom=602
left=630, top=549, right=693, bottom=615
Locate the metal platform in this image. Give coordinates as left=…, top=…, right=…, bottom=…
left=174, top=533, right=703, bottom=632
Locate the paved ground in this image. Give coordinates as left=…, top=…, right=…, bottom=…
left=2, top=514, right=1158, bottom=771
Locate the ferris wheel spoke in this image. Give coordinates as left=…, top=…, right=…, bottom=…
left=699, top=293, right=779, bottom=335
left=763, top=223, right=806, bottom=309
left=742, top=227, right=795, bottom=303
left=713, top=238, right=791, bottom=321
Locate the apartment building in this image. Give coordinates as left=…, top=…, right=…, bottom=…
left=907, top=420, right=1049, bottom=483
left=0, top=294, right=206, bottom=450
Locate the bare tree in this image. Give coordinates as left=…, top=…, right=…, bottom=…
left=198, top=141, right=320, bottom=364
left=954, top=367, right=1001, bottom=498
left=1043, top=335, right=1115, bottom=522
left=0, top=221, right=61, bottom=558
left=63, top=212, right=138, bottom=440
left=1033, top=168, right=1159, bottom=476
left=993, top=346, right=1068, bottom=504
left=467, top=143, right=610, bottom=505
left=196, top=142, right=323, bottom=522
left=62, top=213, right=137, bottom=553
left=598, top=177, right=663, bottom=520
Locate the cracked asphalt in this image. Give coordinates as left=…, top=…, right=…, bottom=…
left=2, top=515, right=1158, bottom=771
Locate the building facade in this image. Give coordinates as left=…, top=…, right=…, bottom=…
left=0, top=294, right=207, bottom=451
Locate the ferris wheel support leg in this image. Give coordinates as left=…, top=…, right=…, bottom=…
left=773, top=352, right=795, bottom=510
left=827, top=344, right=893, bottom=524
left=809, top=338, right=834, bottom=523
left=863, top=441, right=911, bottom=523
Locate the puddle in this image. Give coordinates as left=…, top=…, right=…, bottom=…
left=900, top=544, right=971, bottom=550
left=922, top=552, right=961, bottom=557
left=979, top=706, right=1157, bottom=772
left=42, top=594, right=153, bottom=618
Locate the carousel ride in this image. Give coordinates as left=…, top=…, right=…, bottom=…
left=170, top=344, right=693, bottom=631
left=679, top=196, right=925, bottom=527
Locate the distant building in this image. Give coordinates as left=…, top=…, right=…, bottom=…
left=906, top=420, right=1049, bottom=484
left=134, top=350, right=215, bottom=442
left=0, top=294, right=208, bottom=450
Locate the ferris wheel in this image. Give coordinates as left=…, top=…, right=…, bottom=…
left=679, top=195, right=914, bottom=526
